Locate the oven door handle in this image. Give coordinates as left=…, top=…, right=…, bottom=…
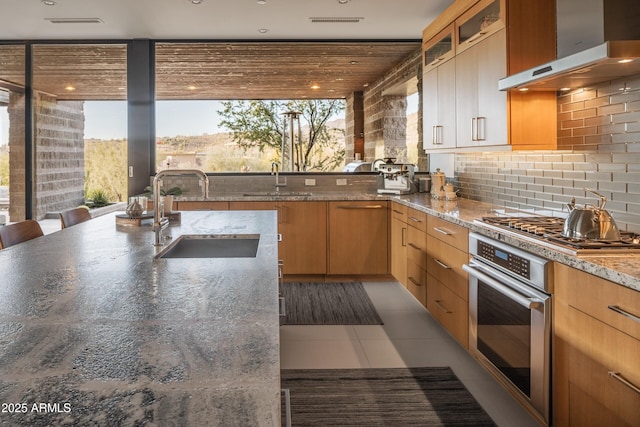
left=463, top=262, right=544, bottom=310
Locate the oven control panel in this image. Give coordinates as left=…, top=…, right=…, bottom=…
left=477, top=240, right=530, bottom=280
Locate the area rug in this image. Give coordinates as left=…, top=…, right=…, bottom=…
left=281, top=282, right=383, bottom=325
left=280, top=367, right=496, bottom=426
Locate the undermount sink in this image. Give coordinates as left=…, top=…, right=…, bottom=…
left=242, top=191, right=313, bottom=197
left=156, top=234, right=260, bottom=259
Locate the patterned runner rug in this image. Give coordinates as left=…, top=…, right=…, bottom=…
left=281, top=282, right=383, bottom=325
left=281, top=367, right=496, bottom=426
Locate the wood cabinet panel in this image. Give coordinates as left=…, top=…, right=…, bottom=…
left=426, top=236, right=469, bottom=301
left=426, top=215, right=468, bottom=252
left=407, top=225, right=427, bottom=270
left=406, top=207, right=427, bottom=233
left=391, top=216, right=408, bottom=286
left=407, top=261, right=427, bottom=307
left=229, top=201, right=327, bottom=275
left=427, top=272, right=468, bottom=348
left=328, top=201, right=388, bottom=275
left=554, top=263, right=640, bottom=426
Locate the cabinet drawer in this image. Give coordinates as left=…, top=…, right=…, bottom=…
left=427, top=273, right=468, bottom=348
left=426, top=237, right=469, bottom=301
left=426, top=215, right=468, bottom=251
left=568, top=307, right=640, bottom=426
left=391, top=202, right=407, bottom=222
left=407, top=261, right=426, bottom=307
left=557, top=264, right=640, bottom=341
left=407, top=226, right=427, bottom=270
left=406, top=207, right=427, bottom=233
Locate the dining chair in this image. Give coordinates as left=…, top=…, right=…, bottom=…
left=59, top=207, right=92, bottom=229
left=0, top=219, right=44, bottom=249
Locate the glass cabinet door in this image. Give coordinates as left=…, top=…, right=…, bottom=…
left=423, top=24, right=455, bottom=71
left=457, top=0, right=504, bottom=50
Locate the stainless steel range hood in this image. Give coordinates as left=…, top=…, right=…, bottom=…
left=499, top=40, right=640, bottom=91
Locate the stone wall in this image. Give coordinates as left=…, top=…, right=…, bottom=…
left=33, top=93, right=85, bottom=219
left=8, top=92, right=26, bottom=221
left=454, top=73, right=640, bottom=233
left=362, top=48, right=423, bottom=163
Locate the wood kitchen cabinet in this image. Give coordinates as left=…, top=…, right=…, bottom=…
left=176, top=201, right=229, bottom=210
left=328, top=201, right=388, bottom=275
left=406, top=207, right=428, bottom=306
left=229, top=201, right=327, bottom=275
left=554, top=263, right=640, bottom=426
left=422, top=0, right=557, bottom=152
left=390, top=202, right=408, bottom=286
left=425, top=214, right=469, bottom=348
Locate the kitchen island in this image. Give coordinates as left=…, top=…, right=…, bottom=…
left=0, top=210, right=281, bottom=426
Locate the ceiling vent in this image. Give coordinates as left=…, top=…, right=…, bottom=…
left=309, top=17, right=363, bottom=23
left=45, top=17, right=104, bottom=24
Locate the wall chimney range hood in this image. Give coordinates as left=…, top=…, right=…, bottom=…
left=498, top=41, right=640, bottom=91
left=499, top=0, right=640, bottom=91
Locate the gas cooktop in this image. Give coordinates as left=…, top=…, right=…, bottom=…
left=477, top=216, right=640, bottom=256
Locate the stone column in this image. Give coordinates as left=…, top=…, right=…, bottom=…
left=8, top=92, right=26, bottom=222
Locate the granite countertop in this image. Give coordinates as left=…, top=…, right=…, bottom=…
left=177, top=190, right=640, bottom=291
left=0, top=210, right=281, bottom=426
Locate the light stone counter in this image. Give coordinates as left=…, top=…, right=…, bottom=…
left=0, top=210, right=281, bottom=426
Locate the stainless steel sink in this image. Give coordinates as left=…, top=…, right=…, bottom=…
left=242, top=191, right=313, bottom=197
left=156, top=234, right=260, bottom=259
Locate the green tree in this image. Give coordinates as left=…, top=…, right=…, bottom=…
left=218, top=100, right=345, bottom=172
left=84, top=139, right=127, bottom=202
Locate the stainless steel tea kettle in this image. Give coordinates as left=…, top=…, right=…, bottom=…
left=562, top=189, right=621, bottom=241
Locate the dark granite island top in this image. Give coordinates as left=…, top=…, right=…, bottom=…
left=0, top=210, right=281, bottom=426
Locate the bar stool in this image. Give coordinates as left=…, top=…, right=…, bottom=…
left=0, top=219, right=44, bottom=249
left=59, top=207, right=92, bottom=229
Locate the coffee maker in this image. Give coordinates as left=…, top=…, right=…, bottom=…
left=375, top=158, right=416, bottom=195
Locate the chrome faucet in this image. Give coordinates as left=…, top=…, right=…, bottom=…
left=271, top=162, right=287, bottom=190
left=152, top=168, right=209, bottom=246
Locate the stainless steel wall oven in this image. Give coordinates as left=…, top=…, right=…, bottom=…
left=463, top=232, right=552, bottom=425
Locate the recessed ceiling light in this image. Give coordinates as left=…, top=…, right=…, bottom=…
left=41, top=0, right=56, bottom=5
left=189, top=0, right=203, bottom=4
left=65, top=85, right=75, bottom=91
left=337, top=0, right=351, bottom=3
left=349, top=61, right=358, bottom=65
left=518, top=87, right=529, bottom=92
left=257, top=0, right=267, bottom=4
left=188, top=85, right=197, bottom=90
left=258, top=28, right=269, bottom=33
left=310, top=84, right=320, bottom=90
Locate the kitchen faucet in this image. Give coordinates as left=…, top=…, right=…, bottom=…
left=271, top=162, right=287, bottom=190
left=152, top=168, right=209, bottom=246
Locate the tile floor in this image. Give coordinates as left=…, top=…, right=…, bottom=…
left=279, top=281, right=541, bottom=427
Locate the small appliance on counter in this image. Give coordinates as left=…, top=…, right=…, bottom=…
left=374, top=158, right=416, bottom=195
left=430, top=168, right=447, bottom=200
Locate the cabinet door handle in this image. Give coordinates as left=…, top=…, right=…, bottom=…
left=277, top=233, right=283, bottom=242
left=402, top=227, right=407, bottom=247
left=608, top=371, right=640, bottom=395
left=408, top=276, right=422, bottom=287
left=435, top=299, right=452, bottom=313
left=279, top=297, right=287, bottom=317
left=281, top=389, right=292, bottom=427
left=434, top=259, right=451, bottom=270
left=433, top=226, right=453, bottom=236
left=608, top=305, right=640, bottom=324
left=476, top=116, right=486, bottom=141
left=338, top=205, right=384, bottom=209
left=433, top=125, right=443, bottom=145
left=408, top=216, right=423, bottom=223
left=471, top=117, right=477, bottom=141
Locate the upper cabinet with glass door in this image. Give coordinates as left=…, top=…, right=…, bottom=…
left=456, top=0, right=505, bottom=54
left=422, top=23, right=455, bottom=73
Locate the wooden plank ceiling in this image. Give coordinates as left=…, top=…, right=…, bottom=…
left=0, top=41, right=420, bottom=101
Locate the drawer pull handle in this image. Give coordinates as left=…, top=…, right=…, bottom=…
left=338, top=205, right=384, bottom=209
left=281, top=388, right=292, bottom=427
left=408, top=276, right=422, bottom=287
left=435, top=299, right=452, bottom=313
left=433, top=227, right=453, bottom=236
left=608, top=305, right=640, bottom=324
left=608, top=371, right=640, bottom=395
left=408, top=242, right=422, bottom=251
left=408, top=216, right=423, bottom=223
left=392, top=209, right=404, bottom=214
left=434, top=259, right=451, bottom=270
